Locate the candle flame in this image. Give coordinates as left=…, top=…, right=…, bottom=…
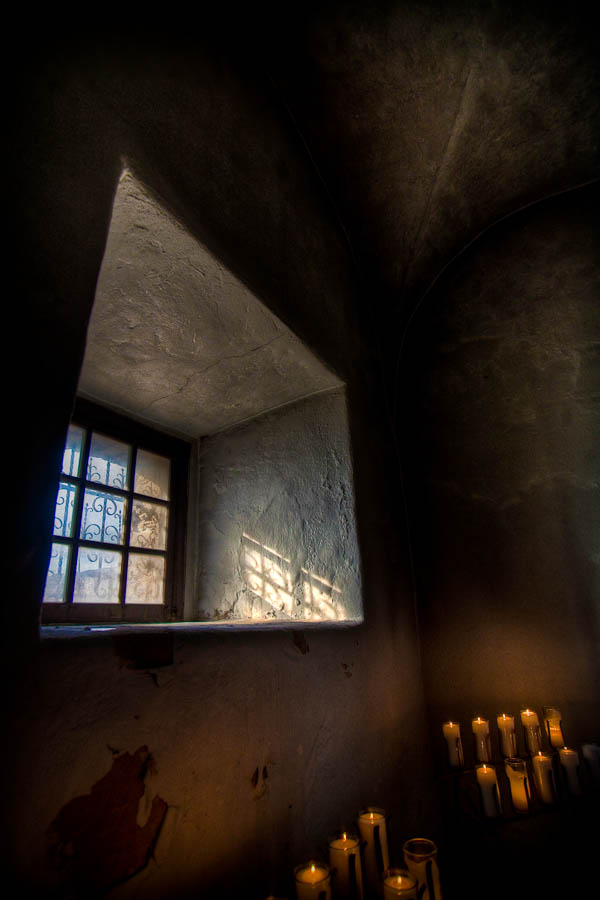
left=477, top=717, right=482, bottom=723
left=502, top=714, right=507, bottom=720
left=370, top=812, right=374, bottom=821
left=342, top=832, right=347, bottom=841
left=483, top=764, right=487, bottom=772
left=311, top=864, right=315, bottom=874
left=449, top=721, right=453, bottom=727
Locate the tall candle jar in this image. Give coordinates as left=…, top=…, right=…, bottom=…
left=532, top=752, right=555, bottom=804
left=382, top=869, right=418, bottom=899
left=472, top=717, right=491, bottom=763
left=357, top=808, right=389, bottom=894
left=295, top=862, right=332, bottom=900
left=403, top=838, right=443, bottom=900
left=558, top=747, right=582, bottom=796
left=520, top=708, right=543, bottom=755
left=543, top=707, right=565, bottom=749
left=328, top=833, right=363, bottom=899
left=476, top=764, right=502, bottom=817
left=496, top=714, right=517, bottom=758
left=504, top=757, right=529, bottom=813
left=442, top=721, right=464, bottom=767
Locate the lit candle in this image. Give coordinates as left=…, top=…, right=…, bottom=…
left=328, top=833, right=363, bottom=899
left=403, top=838, right=442, bottom=900
left=558, top=747, right=582, bottom=796
left=532, top=752, right=555, bottom=804
left=504, top=757, right=529, bottom=812
left=582, top=743, right=600, bottom=784
left=520, top=708, right=543, bottom=755
left=476, top=764, right=502, bottom=817
left=442, top=721, right=464, bottom=767
left=357, top=808, right=389, bottom=894
left=496, top=714, right=517, bottom=758
left=382, top=868, right=418, bottom=899
left=295, top=862, right=331, bottom=900
left=543, top=707, right=565, bottom=749
left=471, top=717, right=491, bottom=763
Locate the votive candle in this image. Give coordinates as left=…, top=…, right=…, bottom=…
left=295, top=862, right=331, bottom=900
left=476, top=764, right=502, bottom=817
left=497, top=714, right=517, bottom=758
left=328, top=833, right=363, bottom=899
left=532, top=752, right=555, bottom=804
left=403, top=838, right=442, bottom=900
left=442, top=721, right=464, bottom=767
left=543, top=707, right=565, bottom=749
left=558, top=747, right=582, bottom=796
left=357, top=808, right=389, bottom=894
left=383, top=869, right=418, bottom=899
left=504, top=757, right=529, bottom=812
left=520, top=708, right=543, bottom=755
left=472, top=717, right=491, bottom=763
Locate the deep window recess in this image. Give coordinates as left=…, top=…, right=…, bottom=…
left=41, top=398, right=189, bottom=624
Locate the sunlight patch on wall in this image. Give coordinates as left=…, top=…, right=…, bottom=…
left=243, top=533, right=345, bottom=621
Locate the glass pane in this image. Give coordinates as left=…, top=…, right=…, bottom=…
left=73, top=547, right=121, bottom=603
left=125, top=553, right=165, bottom=605
left=52, top=481, right=78, bottom=537
left=62, top=424, right=85, bottom=477
left=87, top=432, right=130, bottom=490
left=134, top=449, right=170, bottom=500
left=130, top=500, right=168, bottom=550
left=43, top=543, right=71, bottom=602
left=80, top=489, right=127, bottom=544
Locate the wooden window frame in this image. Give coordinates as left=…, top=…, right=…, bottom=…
left=41, top=398, right=190, bottom=625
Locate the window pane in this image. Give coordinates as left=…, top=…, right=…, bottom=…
left=62, top=425, right=85, bottom=477
left=73, top=547, right=121, bottom=603
left=52, top=481, right=78, bottom=537
left=125, top=553, right=165, bottom=605
left=87, top=432, right=130, bottom=490
left=130, top=500, right=168, bottom=550
left=43, top=543, right=71, bottom=602
left=134, top=449, right=170, bottom=500
left=80, top=489, right=127, bottom=544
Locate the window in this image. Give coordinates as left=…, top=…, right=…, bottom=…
left=42, top=399, right=189, bottom=624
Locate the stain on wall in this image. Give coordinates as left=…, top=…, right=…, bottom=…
left=47, top=746, right=167, bottom=897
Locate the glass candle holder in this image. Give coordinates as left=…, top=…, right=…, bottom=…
left=328, top=832, right=363, bottom=900
left=532, top=752, right=555, bottom=804
left=471, top=717, right=491, bottom=763
left=357, top=808, right=389, bottom=894
left=543, top=707, right=565, bottom=749
left=520, top=708, right=543, bottom=755
left=382, top=868, right=418, bottom=899
left=295, top=861, right=332, bottom=900
left=476, top=763, right=502, bottom=817
left=558, top=747, right=582, bottom=796
left=496, top=714, right=517, bottom=758
left=504, top=757, right=530, bottom=812
left=442, top=721, right=464, bottom=767
left=403, top=838, right=443, bottom=900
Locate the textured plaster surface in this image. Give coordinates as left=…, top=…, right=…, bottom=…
left=195, top=388, right=362, bottom=622
left=402, top=186, right=600, bottom=748
left=78, top=169, right=341, bottom=438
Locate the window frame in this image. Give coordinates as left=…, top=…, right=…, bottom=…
left=41, top=398, right=190, bottom=625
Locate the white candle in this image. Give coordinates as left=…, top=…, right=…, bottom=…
left=471, top=717, right=491, bottom=763
left=520, top=709, right=542, bottom=755
left=558, top=747, right=582, bottom=796
left=476, top=764, right=502, bottom=817
left=357, top=808, right=389, bottom=893
left=442, top=721, right=464, bottom=767
left=543, top=707, right=565, bottom=749
left=496, top=714, right=517, bottom=758
left=295, top=862, right=331, bottom=900
left=532, top=752, right=555, bottom=804
left=328, top=833, right=363, bottom=899
left=383, top=869, right=418, bottom=899
left=403, top=838, right=442, bottom=900
left=582, top=743, right=600, bottom=784
left=504, top=757, right=529, bottom=812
